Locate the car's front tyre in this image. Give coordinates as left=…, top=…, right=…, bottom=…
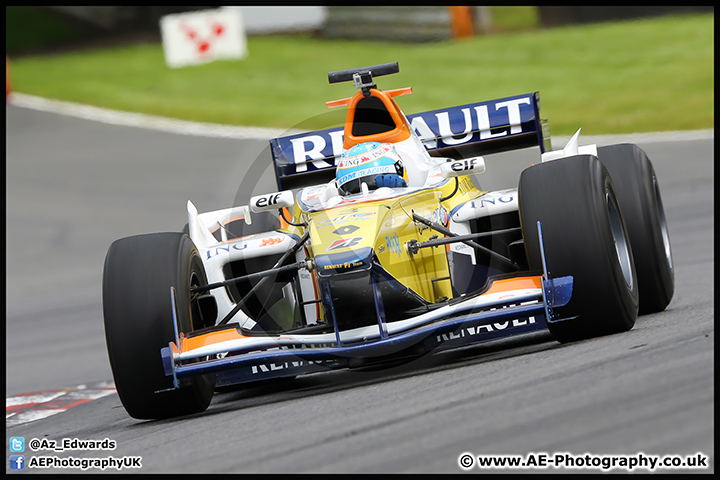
left=103, top=233, right=215, bottom=419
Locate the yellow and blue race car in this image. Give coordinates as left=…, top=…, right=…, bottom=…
left=102, top=62, right=674, bottom=419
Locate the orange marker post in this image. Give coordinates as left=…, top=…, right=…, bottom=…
left=449, top=6, right=475, bottom=39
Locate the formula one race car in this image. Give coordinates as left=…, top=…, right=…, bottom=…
left=103, top=62, right=674, bottom=419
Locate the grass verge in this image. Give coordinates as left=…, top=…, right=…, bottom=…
left=8, top=13, right=713, bottom=135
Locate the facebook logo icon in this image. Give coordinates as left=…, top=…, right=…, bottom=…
left=10, top=455, right=25, bottom=470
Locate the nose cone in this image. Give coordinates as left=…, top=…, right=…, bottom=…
left=309, top=204, right=386, bottom=259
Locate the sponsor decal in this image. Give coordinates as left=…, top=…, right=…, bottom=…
left=327, top=237, right=364, bottom=251
left=477, top=192, right=515, bottom=208
left=322, top=260, right=364, bottom=271
left=251, top=359, right=335, bottom=374
left=260, top=237, right=283, bottom=247
left=203, top=235, right=285, bottom=259
left=337, top=165, right=395, bottom=186
left=254, top=193, right=284, bottom=209
left=433, top=207, right=449, bottom=227
left=452, top=189, right=518, bottom=222
left=413, top=97, right=531, bottom=148
left=204, top=242, right=248, bottom=259
left=435, top=316, right=537, bottom=343
left=332, top=225, right=360, bottom=235
left=450, top=158, right=481, bottom=172
left=316, top=211, right=376, bottom=228
left=337, top=143, right=393, bottom=168
left=386, top=233, right=402, bottom=256
left=249, top=344, right=337, bottom=374
left=272, top=93, right=537, bottom=174
left=288, top=132, right=343, bottom=172
left=251, top=190, right=293, bottom=212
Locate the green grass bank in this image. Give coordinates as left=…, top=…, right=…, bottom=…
left=8, top=12, right=713, bottom=135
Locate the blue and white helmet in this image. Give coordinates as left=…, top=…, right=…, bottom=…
left=336, top=142, right=405, bottom=195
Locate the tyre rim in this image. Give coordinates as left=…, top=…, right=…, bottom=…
left=606, top=191, right=634, bottom=289
left=189, top=268, right=205, bottom=330
left=188, top=265, right=211, bottom=362
left=654, top=175, right=673, bottom=272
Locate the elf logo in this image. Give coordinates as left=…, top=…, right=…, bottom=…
left=451, top=158, right=480, bottom=171
left=250, top=190, right=294, bottom=213
left=255, top=193, right=283, bottom=208
left=441, top=156, right=486, bottom=178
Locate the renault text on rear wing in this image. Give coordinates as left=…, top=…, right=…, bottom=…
left=270, top=92, right=551, bottom=190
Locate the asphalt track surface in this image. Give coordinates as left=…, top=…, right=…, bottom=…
left=5, top=104, right=714, bottom=473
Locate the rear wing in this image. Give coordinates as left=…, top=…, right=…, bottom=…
left=270, top=92, right=551, bottom=190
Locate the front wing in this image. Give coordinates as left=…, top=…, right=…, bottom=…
left=161, top=272, right=573, bottom=389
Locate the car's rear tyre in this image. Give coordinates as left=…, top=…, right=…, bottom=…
left=103, top=233, right=215, bottom=419
left=518, top=155, right=639, bottom=343
left=597, top=144, right=674, bottom=314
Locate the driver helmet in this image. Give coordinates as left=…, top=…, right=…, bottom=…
left=336, top=142, right=405, bottom=196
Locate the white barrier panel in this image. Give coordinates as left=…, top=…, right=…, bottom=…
left=160, top=8, right=247, bottom=69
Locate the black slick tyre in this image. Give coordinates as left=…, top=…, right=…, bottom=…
left=103, top=233, right=215, bottom=419
left=597, top=144, right=674, bottom=314
left=518, top=155, right=639, bottom=343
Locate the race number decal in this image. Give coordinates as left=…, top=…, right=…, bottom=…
left=327, top=237, right=363, bottom=251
